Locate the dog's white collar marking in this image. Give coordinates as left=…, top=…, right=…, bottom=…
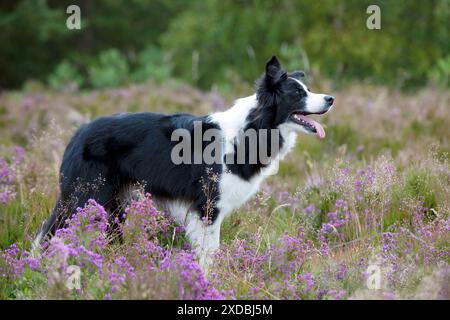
left=209, top=94, right=257, bottom=155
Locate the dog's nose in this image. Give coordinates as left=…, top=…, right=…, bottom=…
left=324, top=95, right=334, bottom=105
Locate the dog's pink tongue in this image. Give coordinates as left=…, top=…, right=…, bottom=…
left=298, top=115, right=326, bottom=139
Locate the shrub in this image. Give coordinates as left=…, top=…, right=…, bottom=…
left=429, top=55, right=450, bottom=88
left=88, top=49, right=129, bottom=88
left=131, top=46, right=172, bottom=83
left=47, top=61, right=84, bottom=90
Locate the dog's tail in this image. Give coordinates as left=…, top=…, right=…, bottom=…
left=32, top=196, right=66, bottom=254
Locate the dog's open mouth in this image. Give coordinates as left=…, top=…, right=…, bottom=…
left=290, top=112, right=326, bottom=139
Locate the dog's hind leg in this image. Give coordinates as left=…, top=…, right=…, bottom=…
left=33, top=183, right=117, bottom=251
left=104, top=196, right=125, bottom=244
left=105, top=184, right=146, bottom=244
left=32, top=195, right=71, bottom=253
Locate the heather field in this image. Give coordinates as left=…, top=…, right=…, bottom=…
left=0, top=81, right=448, bottom=300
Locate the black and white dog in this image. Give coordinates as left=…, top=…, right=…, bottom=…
left=35, top=56, right=334, bottom=266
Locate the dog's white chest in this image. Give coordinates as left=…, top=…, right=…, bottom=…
left=216, top=131, right=296, bottom=221
left=215, top=171, right=263, bottom=220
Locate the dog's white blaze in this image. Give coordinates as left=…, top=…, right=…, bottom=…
left=291, top=78, right=329, bottom=114
left=305, top=93, right=329, bottom=113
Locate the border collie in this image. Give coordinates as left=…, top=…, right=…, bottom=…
left=35, top=56, right=334, bottom=267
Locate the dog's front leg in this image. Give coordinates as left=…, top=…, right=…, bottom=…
left=184, top=212, right=221, bottom=271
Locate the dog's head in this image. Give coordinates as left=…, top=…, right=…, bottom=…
left=256, top=56, right=334, bottom=138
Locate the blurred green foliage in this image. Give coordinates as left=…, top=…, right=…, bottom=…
left=0, top=0, right=186, bottom=89
left=88, top=49, right=129, bottom=88
left=162, top=0, right=449, bottom=89
left=429, top=55, right=450, bottom=87
left=131, top=46, right=173, bottom=84
left=0, top=0, right=448, bottom=90
left=48, top=61, right=84, bottom=89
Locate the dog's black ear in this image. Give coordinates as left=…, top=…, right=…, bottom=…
left=266, top=56, right=281, bottom=76
left=288, top=71, right=305, bottom=79
left=265, top=55, right=286, bottom=88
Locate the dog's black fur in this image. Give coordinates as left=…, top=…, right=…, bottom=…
left=41, top=112, right=223, bottom=237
